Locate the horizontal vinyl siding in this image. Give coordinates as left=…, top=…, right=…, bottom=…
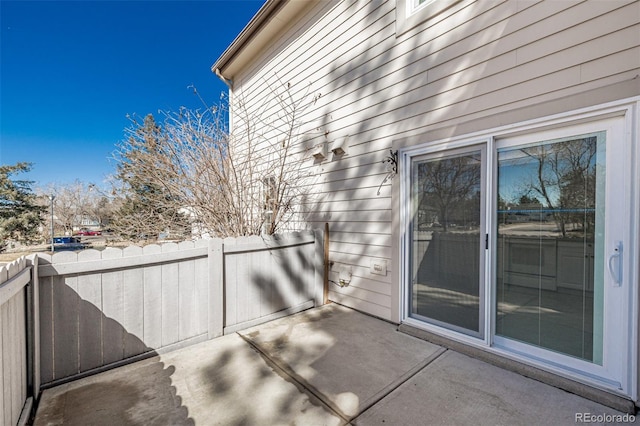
left=230, top=0, right=640, bottom=321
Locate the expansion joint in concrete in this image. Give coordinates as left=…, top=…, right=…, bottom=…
left=236, top=332, right=352, bottom=424
left=351, top=346, right=448, bottom=423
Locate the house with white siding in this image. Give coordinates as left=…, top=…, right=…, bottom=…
left=213, top=0, right=640, bottom=411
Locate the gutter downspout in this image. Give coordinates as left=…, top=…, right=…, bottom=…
left=214, top=68, right=234, bottom=134
left=324, top=222, right=329, bottom=304
left=215, top=68, right=233, bottom=89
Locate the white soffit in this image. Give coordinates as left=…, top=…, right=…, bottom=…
left=212, top=0, right=321, bottom=80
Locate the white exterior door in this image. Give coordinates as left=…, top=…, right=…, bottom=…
left=402, top=104, right=637, bottom=397
left=492, top=115, right=632, bottom=392
left=407, top=145, right=486, bottom=338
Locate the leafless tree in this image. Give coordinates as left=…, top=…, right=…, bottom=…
left=112, top=79, right=320, bottom=240
left=40, top=181, right=92, bottom=235
left=38, top=181, right=117, bottom=238
left=519, top=137, right=598, bottom=237
left=415, top=154, right=482, bottom=232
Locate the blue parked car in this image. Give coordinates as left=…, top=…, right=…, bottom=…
left=52, top=236, right=86, bottom=251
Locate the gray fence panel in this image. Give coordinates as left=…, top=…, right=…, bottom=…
left=160, top=243, right=180, bottom=347
left=143, top=244, right=162, bottom=349
left=223, top=231, right=317, bottom=333
left=0, top=257, right=31, bottom=426
left=38, top=270, right=54, bottom=385
left=178, top=241, right=196, bottom=341
left=224, top=237, right=239, bottom=327
left=208, top=239, right=224, bottom=339
left=53, top=252, right=79, bottom=381
left=37, top=231, right=322, bottom=387
left=194, top=239, right=209, bottom=336
left=123, top=245, right=145, bottom=358
left=37, top=242, right=213, bottom=385
left=77, top=249, right=103, bottom=373
left=101, top=248, right=125, bottom=366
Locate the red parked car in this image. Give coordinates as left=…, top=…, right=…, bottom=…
left=75, top=229, right=102, bottom=236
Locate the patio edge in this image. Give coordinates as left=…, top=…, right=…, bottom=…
left=398, top=324, right=637, bottom=415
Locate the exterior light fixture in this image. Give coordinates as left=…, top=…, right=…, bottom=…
left=331, top=136, right=349, bottom=156
left=301, top=133, right=328, bottom=161
left=312, top=141, right=328, bottom=160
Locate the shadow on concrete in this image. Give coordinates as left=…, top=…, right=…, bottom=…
left=34, top=278, right=195, bottom=426
left=235, top=303, right=444, bottom=423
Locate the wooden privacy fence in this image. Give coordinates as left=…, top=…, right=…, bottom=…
left=37, top=231, right=323, bottom=386
left=0, top=231, right=323, bottom=425
left=0, top=256, right=37, bottom=426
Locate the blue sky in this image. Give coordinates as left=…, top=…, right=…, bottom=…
left=1, top=0, right=263, bottom=189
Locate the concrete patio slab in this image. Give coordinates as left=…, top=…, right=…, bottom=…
left=35, top=333, right=342, bottom=426
left=238, top=303, right=444, bottom=420
left=33, top=304, right=637, bottom=426
left=353, top=350, right=638, bottom=425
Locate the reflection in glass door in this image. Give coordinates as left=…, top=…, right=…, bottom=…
left=404, top=112, right=632, bottom=392
left=409, top=147, right=485, bottom=337
left=496, top=132, right=605, bottom=363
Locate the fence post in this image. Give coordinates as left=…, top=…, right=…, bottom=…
left=208, top=239, right=224, bottom=339
left=27, top=255, right=41, bottom=403
left=313, top=228, right=325, bottom=307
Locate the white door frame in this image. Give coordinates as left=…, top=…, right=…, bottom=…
left=399, top=98, right=639, bottom=399
left=406, top=143, right=488, bottom=339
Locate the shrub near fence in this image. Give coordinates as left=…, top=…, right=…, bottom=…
left=36, top=230, right=323, bottom=387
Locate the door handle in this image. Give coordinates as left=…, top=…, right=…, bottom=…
left=608, top=241, right=623, bottom=286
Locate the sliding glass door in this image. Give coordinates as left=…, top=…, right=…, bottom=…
left=408, top=145, right=486, bottom=337
left=495, top=132, right=605, bottom=363
left=492, top=116, right=629, bottom=389
left=403, top=111, right=632, bottom=393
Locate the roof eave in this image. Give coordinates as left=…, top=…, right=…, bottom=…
left=211, top=0, right=287, bottom=83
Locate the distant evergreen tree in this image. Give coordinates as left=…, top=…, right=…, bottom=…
left=111, top=114, right=190, bottom=241
left=518, top=194, right=541, bottom=206
left=0, top=162, right=45, bottom=252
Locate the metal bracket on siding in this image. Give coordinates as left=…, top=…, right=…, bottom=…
left=377, top=150, right=398, bottom=195
left=383, top=149, right=398, bottom=174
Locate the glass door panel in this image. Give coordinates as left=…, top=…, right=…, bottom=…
left=410, top=147, right=485, bottom=337
left=495, top=132, right=605, bottom=363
